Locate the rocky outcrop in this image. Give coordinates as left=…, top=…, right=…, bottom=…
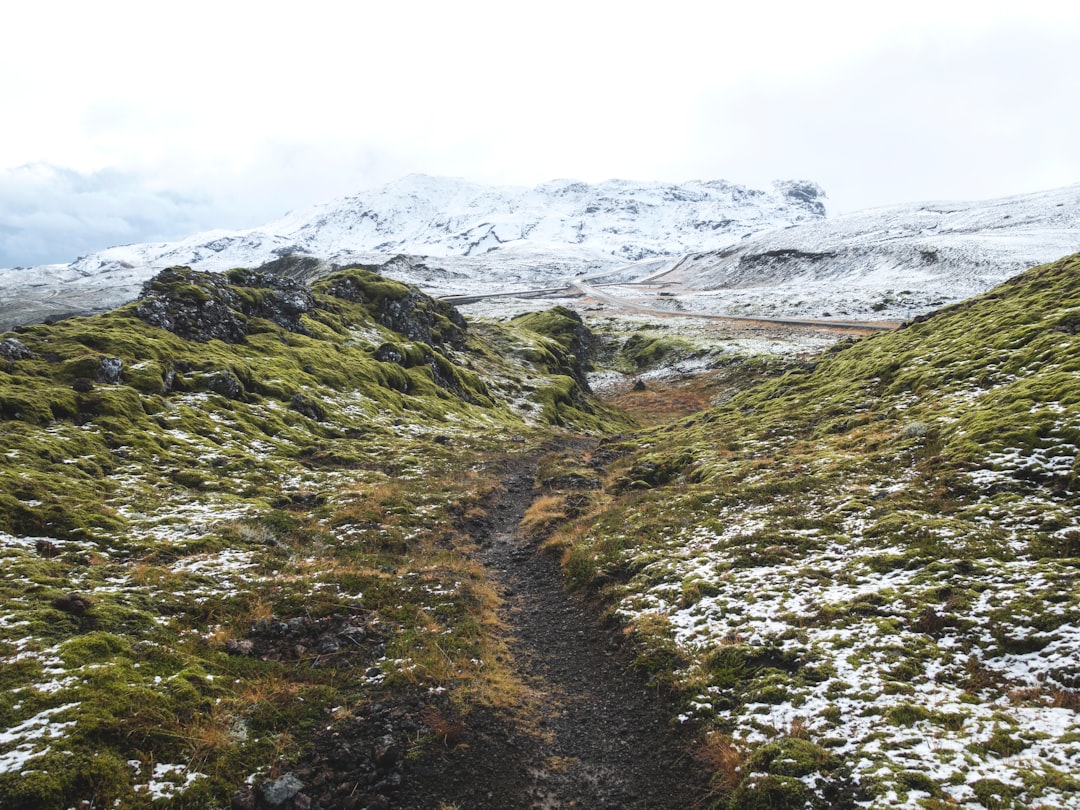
left=0, top=337, right=33, bottom=361
left=319, top=266, right=467, bottom=351
left=134, top=266, right=315, bottom=343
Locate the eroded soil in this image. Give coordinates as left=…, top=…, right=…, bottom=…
left=394, top=446, right=709, bottom=809
left=235, top=444, right=708, bottom=810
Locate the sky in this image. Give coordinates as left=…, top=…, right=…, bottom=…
left=2, top=0, right=1078, bottom=267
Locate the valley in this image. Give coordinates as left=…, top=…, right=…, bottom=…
left=1, top=175, right=1079, bottom=809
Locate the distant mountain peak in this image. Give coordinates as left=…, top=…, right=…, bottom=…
left=1, top=174, right=829, bottom=329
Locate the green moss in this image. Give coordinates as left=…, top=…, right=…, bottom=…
left=747, top=737, right=836, bottom=777
left=728, top=774, right=812, bottom=810
left=970, top=778, right=1018, bottom=809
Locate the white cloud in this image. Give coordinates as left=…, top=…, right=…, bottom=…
left=0, top=164, right=228, bottom=266
left=1, top=1, right=1078, bottom=264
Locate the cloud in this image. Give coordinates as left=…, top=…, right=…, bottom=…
left=0, top=163, right=233, bottom=267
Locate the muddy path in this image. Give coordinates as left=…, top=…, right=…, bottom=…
left=395, top=444, right=710, bottom=809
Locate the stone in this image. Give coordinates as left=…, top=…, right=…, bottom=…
left=0, top=337, right=32, bottom=361
left=95, top=356, right=124, bottom=384
left=259, top=772, right=304, bottom=806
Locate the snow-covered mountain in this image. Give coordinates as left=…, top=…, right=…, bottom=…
left=645, top=184, right=1080, bottom=321
left=0, top=174, right=826, bottom=330
left=2, top=174, right=1077, bottom=331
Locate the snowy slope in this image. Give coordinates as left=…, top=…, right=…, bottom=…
left=0, top=174, right=826, bottom=329
left=645, top=184, right=1080, bottom=321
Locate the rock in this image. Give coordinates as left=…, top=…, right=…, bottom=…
left=208, top=369, right=244, bottom=400
left=372, top=734, right=400, bottom=770
left=290, top=393, right=326, bottom=421
left=95, top=356, right=124, bottom=384
left=259, top=772, right=304, bottom=806
left=225, top=638, right=255, bottom=656
left=134, top=267, right=248, bottom=343
left=52, top=593, right=92, bottom=615
left=373, top=343, right=404, bottom=364
left=0, top=337, right=33, bottom=361
left=230, top=786, right=257, bottom=810
left=323, top=266, right=467, bottom=350
left=134, top=266, right=314, bottom=343
left=35, top=539, right=59, bottom=558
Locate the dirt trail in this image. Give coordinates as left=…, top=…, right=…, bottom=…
left=396, top=446, right=709, bottom=809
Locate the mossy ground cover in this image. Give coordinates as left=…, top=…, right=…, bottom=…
left=0, top=267, right=625, bottom=808
left=544, top=254, right=1080, bottom=809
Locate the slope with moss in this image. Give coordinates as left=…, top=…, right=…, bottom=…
left=0, top=266, right=626, bottom=809
left=547, top=254, right=1080, bottom=809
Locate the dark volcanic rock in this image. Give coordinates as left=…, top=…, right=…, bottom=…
left=207, top=370, right=245, bottom=400
left=134, top=267, right=248, bottom=343
left=0, top=337, right=33, bottom=361
left=289, top=393, right=326, bottom=421
left=134, top=266, right=314, bottom=343
left=94, top=356, right=124, bottom=384
left=322, top=265, right=467, bottom=350
left=375, top=291, right=467, bottom=350
left=52, top=593, right=93, bottom=615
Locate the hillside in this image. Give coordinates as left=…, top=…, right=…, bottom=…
left=543, top=253, right=1080, bottom=807
left=645, top=183, right=1080, bottom=322
left=0, top=175, right=826, bottom=330
left=0, top=266, right=632, bottom=808
left=4, top=252, right=1080, bottom=808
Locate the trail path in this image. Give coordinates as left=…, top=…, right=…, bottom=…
left=396, top=445, right=708, bottom=809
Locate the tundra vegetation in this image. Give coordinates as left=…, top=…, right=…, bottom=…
left=542, top=253, right=1080, bottom=808
left=0, top=266, right=624, bottom=808
left=2, top=254, right=1080, bottom=809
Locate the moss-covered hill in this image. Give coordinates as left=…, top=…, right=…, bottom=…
left=0, top=266, right=625, bottom=808
left=544, top=254, right=1080, bottom=809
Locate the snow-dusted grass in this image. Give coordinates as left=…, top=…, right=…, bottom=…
left=0, top=269, right=619, bottom=807
left=550, top=255, right=1080, bottom=808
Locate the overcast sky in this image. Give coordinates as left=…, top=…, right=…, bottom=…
left=2, top=0, right=1078, bottom=267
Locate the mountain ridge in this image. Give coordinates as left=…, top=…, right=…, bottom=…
left=0, top=174, right=825, bottom=329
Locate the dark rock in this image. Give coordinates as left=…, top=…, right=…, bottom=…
left=373, top=343, right=404, bottom=364
left=134, top=267, right=248, bottom=343
left=134, top=266, right=315, bottom=343
left=226, top=268, right=315, bottom=333
left=255, top=254, right=331, bottom=283
left=290, top=393, right=326, bottom=421
left=372, top=734, right=400, bottom=770
left=260, top=772, right=304, bottom=806
left=95, top=356, right=124, bottom=384
left=35, top=539, right=58, bottom=558
left=230, top=786, right=257, bottom=810
left=52, top=593, right=92, bottom=615
left=0, top=337, right=33, bottom=361
left=208, top=370, right=244, bottom=400
left=323, top=265, right=467, bottom=350
left=72, top=378, right=95, bottom=393
left=225, top=638, right=255, bottom=656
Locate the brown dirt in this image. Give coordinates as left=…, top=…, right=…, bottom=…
left=233, top=442, right=710, bottom=810
left=393, top=443, right=710, bottom=809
